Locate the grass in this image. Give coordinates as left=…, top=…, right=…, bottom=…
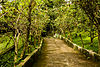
left=67, top=31, right=98, bottom=53
left=0, top=33, right=40, bottom=53
left=0, top=34, right=14, bottom=51
left=0, top=33, right=40, bottom=67
left=0, top=33, right=24, bottom=53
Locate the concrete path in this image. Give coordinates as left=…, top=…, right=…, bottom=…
left=32, top=37, right=100, bottom=67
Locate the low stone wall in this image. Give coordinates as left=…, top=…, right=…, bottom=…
left=16, top=39, right=44, bottom=67
left=54, top=35, right=100, bottom=61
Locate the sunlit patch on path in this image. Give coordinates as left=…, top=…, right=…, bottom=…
left=32, top=37, right=100, bottom=67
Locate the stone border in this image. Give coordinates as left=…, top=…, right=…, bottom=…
left=16, top=39, right=43, bottom=67
left=54, top=34, right=100, bottom=61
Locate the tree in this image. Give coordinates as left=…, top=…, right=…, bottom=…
left=74, top=0, right=100, bottom=54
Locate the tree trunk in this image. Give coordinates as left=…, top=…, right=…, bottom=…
left=20, top=36, right=26, bottom=59
left=90, top=30, right=94, bottom=46
left=14, top=14, right=20, bottom=67
left=79, top=34, right=84, bottom=48
left=63, top=29, right=66, bottom=37
left=69, top=31, right=72, bottom=42
left=14, top=33, right=17, bottom=67
left=34, top=36, right=36, bottom=48
left=68, top=28, right=72, bottom=42
left=14, top=31, right=20, bottom=67
left=31, top=35, right=33, bottom=42
left=91, top=37, right=93, bottom=45
left=38, top=30, right=41, bottom=45
left=90, top=21, right=94, bottom=46
left=20, top=45, right=25, bottom=59
left=60, top=28, right=65, bottom=37
left=25, top=0, right=35, bottom=53
left=20, top=33, right=28, bottom=58
left=98, top=29, right=100, bottom=54
left=26, top=27, right=29, bottom=52
left=38, top=36, right=41, bottom=45
left=26, top=0, right=33, bottom=49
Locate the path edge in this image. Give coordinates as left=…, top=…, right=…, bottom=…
left=54, top=34, right=100, bottom=61
left=16, top=39, right=44, bottom=67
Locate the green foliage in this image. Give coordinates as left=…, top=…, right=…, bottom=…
left=0, top=0, right=100, bottom=66
left=0, top=34, right=13, bottom=51
left=72, top=32, right=98, bottom=53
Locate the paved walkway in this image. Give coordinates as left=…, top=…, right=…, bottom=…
left=32, top=37, right=100, bottom=67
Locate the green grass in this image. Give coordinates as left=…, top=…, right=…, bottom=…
left=0, top=35, right=14, bottom=51
left=0, top=34, right=40, bottom=67
left=67, top=31, right=98, bottom=53
left=0, top=34, right=24, bottom=53
left=0, top=33, right=40, bottom=52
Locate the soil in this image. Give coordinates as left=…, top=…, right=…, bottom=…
left=32, top=37, right=100, bottom=67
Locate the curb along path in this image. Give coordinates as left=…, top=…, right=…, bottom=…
left=32, top=37, right=100, bottom=67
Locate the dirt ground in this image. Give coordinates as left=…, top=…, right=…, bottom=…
left=32, top=37, right=100, bottom=67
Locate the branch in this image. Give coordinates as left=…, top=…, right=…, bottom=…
left=5, top=36, right=13, bottom=49
left=0, top=12, right=8, bottom=18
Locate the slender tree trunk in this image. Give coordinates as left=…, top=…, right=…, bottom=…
left=27, top=4, right=32, bottom=42
left=26, top=0, right=33, bottom=49
left=60, top=28, right=65, bottom=37
left=20, top=37, right=26, bottom=58
left=98, top=29, right=100, bottom=54
left=68, top=28, right=72, bottom=42
left=31, top=35, right=33, bottom=42
left=25, top=0, right=35, bottom=53
left=26, top=27, right=29, bottom=52
left=14, top=14, right=20, bottom=67
left=79, top=34, right=84, bottom=48
left=14, top=31, right=20, bottom=67
left=38, top=31, right=41, bottom=45
left=63, top=30, right=66, bottom=37
left=20, top=30, right=29, bottom=58
left=69, top=31, right=72, bottom=42
left=90, top=21, right=94, bottom=46
left=38, top=36, right=41, bottom=45
left=90, top=31, right=94, bottom=46
left=91, top=37, right=93, bottom=44
left=20, top=45, right=25, bottom=59
left=27, top=0, right=36, bottom=41
left=14, top=32, right=17, bottom=67
left=34, top=36, right=36, bottom=48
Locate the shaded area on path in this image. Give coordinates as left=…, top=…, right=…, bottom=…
left=32, top=37, right=100, bottom=67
